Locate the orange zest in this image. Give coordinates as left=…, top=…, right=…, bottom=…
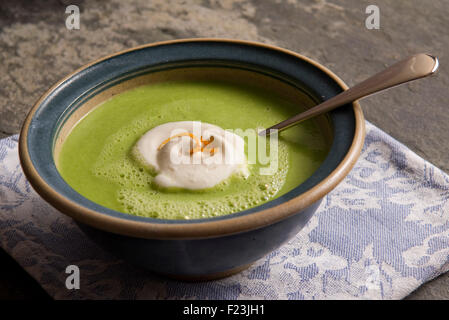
left=200, top=136, right=214, bottom=152
left=157, top=132, right=200, bottom=151
left=157, top=133, right=217, bottom=156
left=205, top=147, right=218, bottom=156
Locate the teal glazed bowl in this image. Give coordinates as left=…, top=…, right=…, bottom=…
left=19, top=39, right=365, bottom=280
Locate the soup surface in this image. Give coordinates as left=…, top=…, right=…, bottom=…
left=58, top=80, right=329, bottom=219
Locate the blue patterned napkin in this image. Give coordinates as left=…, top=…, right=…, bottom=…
left=0, top=121, right=448, bottom=299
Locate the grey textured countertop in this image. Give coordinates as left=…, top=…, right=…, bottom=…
left=0, top=0, right=447, bottom=299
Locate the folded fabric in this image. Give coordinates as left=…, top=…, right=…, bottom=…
left=0, top=121, right=448, bottom=299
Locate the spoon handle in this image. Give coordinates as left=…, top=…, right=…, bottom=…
left=262, top=53, right=439, bottom=135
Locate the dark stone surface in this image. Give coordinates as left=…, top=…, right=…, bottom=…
left=0, top=0, right=447, bottom=299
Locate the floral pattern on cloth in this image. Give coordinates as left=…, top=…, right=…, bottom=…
left=0, top=121, right=448, bottom=299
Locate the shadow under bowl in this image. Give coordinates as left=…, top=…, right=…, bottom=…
left=19, top=39, right=365, bottom=280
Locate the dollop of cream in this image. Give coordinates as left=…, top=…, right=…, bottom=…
left=135, top=121, right=248, bottom=190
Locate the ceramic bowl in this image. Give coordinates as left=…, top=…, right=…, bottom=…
left=19, top=39, right=365, bottom=280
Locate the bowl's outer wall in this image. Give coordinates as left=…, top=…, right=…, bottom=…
left=78, top=199, right=321, bottom=278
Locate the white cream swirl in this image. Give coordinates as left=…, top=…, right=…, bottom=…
left=135, top=121, right=248, bottom=190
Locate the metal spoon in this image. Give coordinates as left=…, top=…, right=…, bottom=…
left=259, top=53, right=439, bottom=136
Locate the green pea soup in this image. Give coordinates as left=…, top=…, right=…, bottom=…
left=57, top=72, right=330, bottom=219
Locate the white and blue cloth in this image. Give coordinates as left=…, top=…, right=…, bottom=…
left=0, top=121, right=448, bottom=299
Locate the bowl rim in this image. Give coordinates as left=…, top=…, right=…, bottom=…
left=19, top=38, right=365, bottom=240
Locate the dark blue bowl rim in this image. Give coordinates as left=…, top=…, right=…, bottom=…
left=19, top=39, right=365, bottom=238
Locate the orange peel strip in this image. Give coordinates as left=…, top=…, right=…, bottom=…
left=200, top=136, right=215, bottom=153
left=157, top=133, right=218, bottom=156
left=208, top=147, right=218, bottom=156
left=157, top=132, right=201, bottom=153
